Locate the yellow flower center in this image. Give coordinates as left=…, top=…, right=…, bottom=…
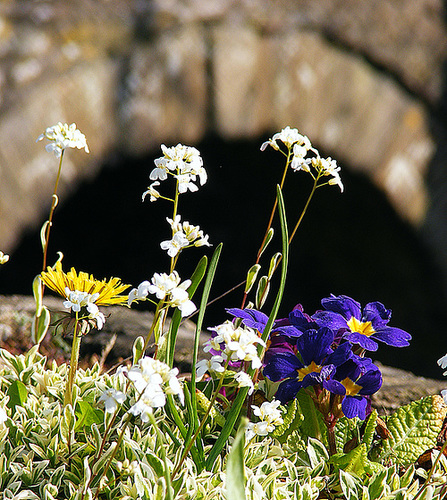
left=341, top=377, right=362, bottom=396
left=297, top=361, right=322, bottom=381
left=346, top=316, right=376, bottom=337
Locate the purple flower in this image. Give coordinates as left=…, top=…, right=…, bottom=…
left=313, top=294, right=411, bottom=351
left=263, top=327, right=352, bottom=404
left=323, top=356, right=382, bottom=419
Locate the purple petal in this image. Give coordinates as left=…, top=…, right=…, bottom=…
left=357, top=369, right=382, bottom=395
left=312, top=310, right=349, bottom=331
left=226, top=308, right=269, bottom=332
left=275, top=378, right=303, bottom=404
left=373, top=327, right=411, bottom=347
left=323, top=379, right=346, bottom=395
left=321, top=294, right=362, bottom=320
left=344, top=331, right=379, bottom=351
left=272, top=325, right=304, bottom=338
left=342, top=396, right=367, bottom=419
left=263, top=352, right=303, bottom=382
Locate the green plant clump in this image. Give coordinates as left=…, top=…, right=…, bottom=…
left=0, top=124, right=446, bottom=499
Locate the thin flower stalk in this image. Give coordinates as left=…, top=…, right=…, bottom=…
left=64, top=314, right=81, bottom=407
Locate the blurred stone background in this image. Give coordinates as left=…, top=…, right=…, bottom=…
left=1, top=0, right=447, bottom=377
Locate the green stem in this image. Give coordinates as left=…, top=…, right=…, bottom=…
left=42, top=150, right=64, bottom=272
left=64, top=314, right=81, bottom=407
left=172, top=357, right=231, bottom=479
left=288, top=176, right=318, bottom=245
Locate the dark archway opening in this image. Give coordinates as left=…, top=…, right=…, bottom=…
left=1, top=134, right=445, bottom=378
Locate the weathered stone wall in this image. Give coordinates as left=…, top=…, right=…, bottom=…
left=0, top=0, right=446, bottom=254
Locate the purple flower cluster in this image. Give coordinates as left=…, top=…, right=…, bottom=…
left=229, top=294, right=411, bottom=420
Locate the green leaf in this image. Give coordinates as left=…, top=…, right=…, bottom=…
left=255, top=275, right=269, bottom=309
left=258, top=227, right=274, bottom=258
left=379, top=395, right=447, bottom=466
left=7, top=380, right=27, bottom=412
left=362, top=409, right=378, bottom=450
left=272, top=399, right=302, bottom=441
left=244, top=264, right=261, bottom=294
left=267, top=252, right=281, bottom=280
left=40, top=220, right=50, bottom=252
left=226, top=419, right=247, bottom=500
left=31, top=306, right=50, bottom=345
left=132, top=336, right=145, bottom=365
left=32, top=275, right=44, bottom=316
left=339, top=469, right=359, bottom=500
left=75, top=401, right=103, bottom=431
left=295, top=390, right=327, bottom=445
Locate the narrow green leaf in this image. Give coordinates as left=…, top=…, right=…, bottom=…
left=226, top=418, right=247, bottom=500
left=31, top=306, right=50, bottom=344
left=132, top=336, right=145, bottom=365
left=7, top=380, right=27, bottom=411
left=206, top=188, right=288, bottom=471
left=267, top=252, right=281, bottom=280
left=244, top=264, right=261, bottom=294
left=40, top=220, right=50, bottom=252
left=362, top=409, right=378, bottom=450
left=259, top=227, right=274, bottom=258
left=32, top=275, right=43, bottom=316
left=379, top=395, right=447, bottom=466
left=255, top=275, right=269, bottom=309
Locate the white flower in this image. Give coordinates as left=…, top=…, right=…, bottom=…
left=0, top=406, right=7, bottom=425
left=160, top=231, right=190, bottom=257
left=86, top=302, right=106, bottom=330
left=442, top=389, right=447, bottom=405
left=235, top=371, right=254, bottom=395
left=99, top=388, right=126, bottom=413
left=167, top=216, right=211, bottom=249
left=196, top=355, right=225, bottom=381
left=260, top=126, right=310, bottom=151
left=148, top=271, right=182, bottom=300
left=252, top=399, right=283, bottom=427
left=127, top=280, right=151, bottom=306
left=246, top=421, right=271, bottom=441
left=175, top=173, right=199, bottom=193
left=37, top=122, right=89, bottom=157
left=150, top=158, right=169, bottom=181
left=438, top=354, right=447, bottom=376
left=142, top=181, right=161, bottom=202
left=311, top=156, right=344, bottom=192
left=170, top=287, right=197, bottom=317
left=0, top=251, right=9, bottom=265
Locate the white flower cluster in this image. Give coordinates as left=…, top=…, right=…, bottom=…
left=128, top=271, right=196, bottom=317
left=98, top=356, right=184, bottom=422
left=63, top=288, right=106, bottom=329
left=438, top=354, right=447, bottom=403
left=261, top=126, right=343, bottom=192
left=196, top=321, right=265, bottom=383
left=143, top=143, right=207, bottom=201
left=246, top=399, right=284, bottom=441
left=37, top=122, right=89, bottom=158
left=0, top=251, right=9, bottom=265
left=160, top=215, right=211, bottom=257
left=127, top=356, right=184, bottom=422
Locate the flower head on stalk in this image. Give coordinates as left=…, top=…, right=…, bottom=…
left=37, top=122, right=89, bottom=157
left=323, top=356, right=382, bottom=419
left=144, top=143, right=207, bottom=200
left=313, top=294, right=411, bottom=352
left=128, top=271, right=196, bottom=317
left=40, top=262, right=129, bottom=332
left=246, top=399, right=284, bottom=441
left=0, top=251, right=9, bottom=265
left=127, top=356, right=184, bottom=422
left=161, top=216, right=211, bottom=257
left=260, top=126, right=312, bottom=152
left=263, top=327, right=352, bottom=404
left=206, top=320, right=265, bottom=369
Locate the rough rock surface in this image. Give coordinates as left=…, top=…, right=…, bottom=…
left=0, top=294, right=444, bottom=414
left=1, top=0, right=446, bottom=254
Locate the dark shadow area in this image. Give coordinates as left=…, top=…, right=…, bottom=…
left=1, top=134, right=446, bottom=377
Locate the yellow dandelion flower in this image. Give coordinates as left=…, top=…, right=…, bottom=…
left=41, top=262, right=130, bottom=306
